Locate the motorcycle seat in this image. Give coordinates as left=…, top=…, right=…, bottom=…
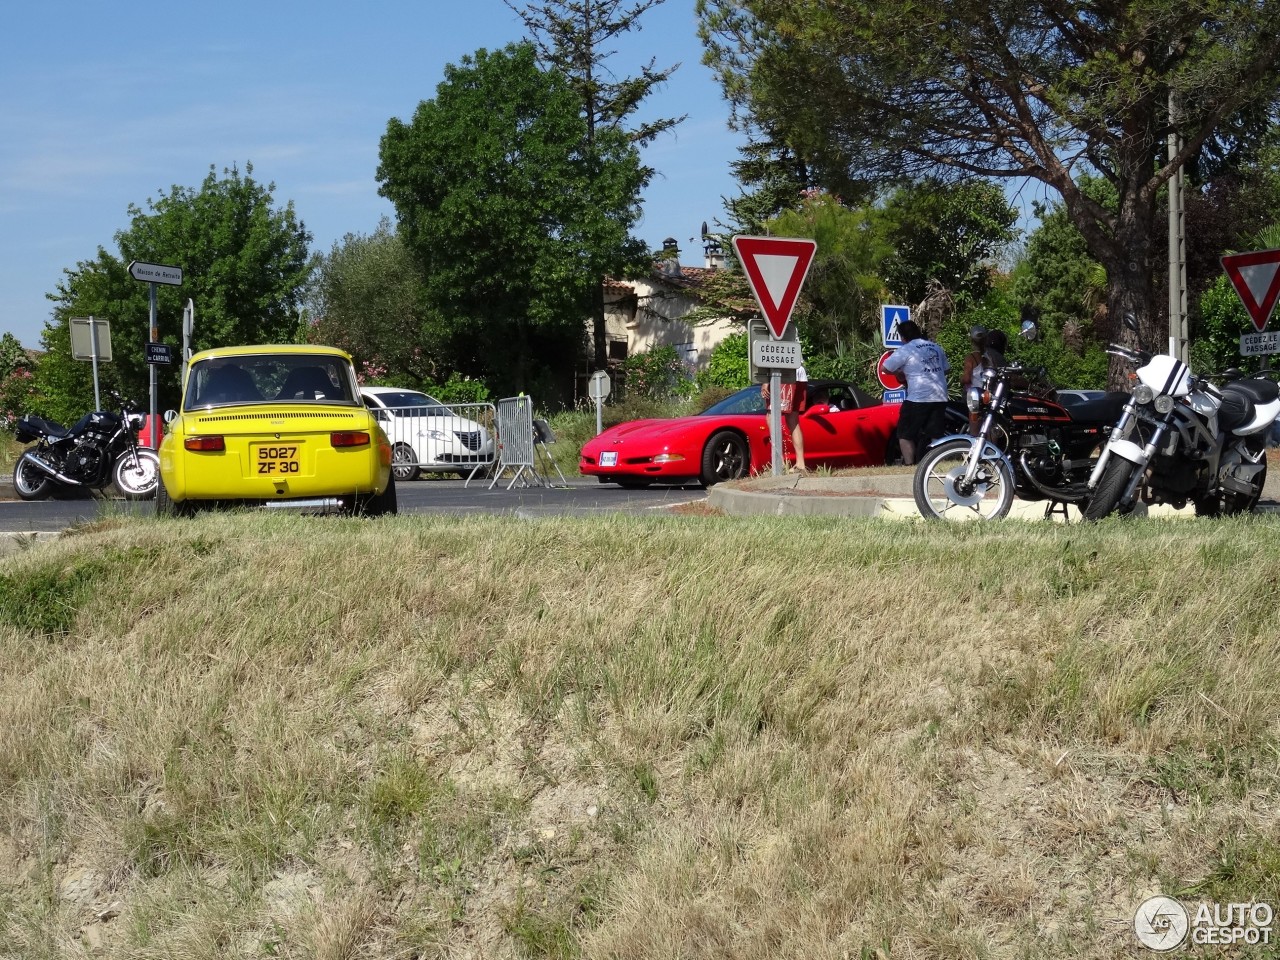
left=25, top=415, right=70, bottom=439
left=1218, top=390, right=1254, bottom=433
left=1063, top=391, right=1129, bottom=426
left=1223, top=378, right=1280, bottom=405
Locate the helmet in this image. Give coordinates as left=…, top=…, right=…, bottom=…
left=969, top=325, right=988, bottom=345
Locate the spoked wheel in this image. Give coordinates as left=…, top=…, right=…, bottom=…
left=912, top=438, right=1015, bottom=521
left=113, top=448, right=160, bottom=499
left=13, top=454, right=55, bottom=501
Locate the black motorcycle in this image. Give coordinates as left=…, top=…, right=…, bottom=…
left=912, top=322, right=1129, bottom=520
left=12, top=394, right=159, bottom=501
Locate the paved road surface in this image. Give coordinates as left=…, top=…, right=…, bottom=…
left=0, top=477, right=708, bottom=533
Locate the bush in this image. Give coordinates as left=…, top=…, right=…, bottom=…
left=622, top=345, right=695, bottom=402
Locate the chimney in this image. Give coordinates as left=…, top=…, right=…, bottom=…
left=661, top=237, right=681, bottom=277
left=703, top=234, right=724, bottom=270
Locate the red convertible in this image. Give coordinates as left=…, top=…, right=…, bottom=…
left=581, top=380, right=910, bottom=487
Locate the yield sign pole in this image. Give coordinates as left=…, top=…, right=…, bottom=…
left=732, top=235, right=818, bottom=476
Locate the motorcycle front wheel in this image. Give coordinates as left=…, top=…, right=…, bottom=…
left=113, top=448, right=160, bottom=500
left=1082, top=457, right=1136, bottom=520
left=13, top=453, right=55, bottom=501
left=913, top=438, right=1015, bottom=520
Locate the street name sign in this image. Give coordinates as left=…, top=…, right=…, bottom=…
left=731, top=235, right=817, bottom=339
left=1221, top=249, right=1280, bottom=332
left=145, top=342, right=174, bottom=364
left=128, top=260, right=184, bottom=285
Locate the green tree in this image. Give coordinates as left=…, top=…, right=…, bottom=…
left=699, top=0, right=1280, bottom=374
left=307, top=219, right=436, bottom=386
left=879, top=179, right=1017, bottom=308
left=39, top=164, right=311, bottom=417
left=505, top=0, right=683, bottom=372
left=769, top=191, right=892, bottom=351
left=378, top=44, right=650, bottom=402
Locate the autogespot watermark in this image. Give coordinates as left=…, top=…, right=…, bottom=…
left=1134, top=895, right=1274, bottom=950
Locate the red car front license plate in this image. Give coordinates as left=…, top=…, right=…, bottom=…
left=600, top=451, right=618, bottom=467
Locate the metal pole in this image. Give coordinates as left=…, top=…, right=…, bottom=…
left=595, top=395, right=603, bottom=435
left=148, top=282, right=158, bottom=449
left=89, top=315, right=102, bottom=411
left=1167, top=92, right=1188, bottom=363
left=769, top=369, right=783, bottom=475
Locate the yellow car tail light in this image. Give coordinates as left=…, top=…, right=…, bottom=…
left=330, top=431, right=371, bottom=448
left=185, top=436, right=225, bottom=452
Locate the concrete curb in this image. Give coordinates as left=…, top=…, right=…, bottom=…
left=708, top=471, right=1280, bottom=521
left=0, top=531, right=60, bottom=557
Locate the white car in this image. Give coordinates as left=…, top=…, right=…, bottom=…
left=359, top=387, right=495, bottom=480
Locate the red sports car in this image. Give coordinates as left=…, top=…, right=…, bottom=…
left=581, top=380, right=907, bottom=487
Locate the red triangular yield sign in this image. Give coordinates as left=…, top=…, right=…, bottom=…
left=731, top=235, right=817, bottom=338
left=1221, top=248, right=1280, bottom=332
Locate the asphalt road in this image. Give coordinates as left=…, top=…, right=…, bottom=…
left=0, top=476, right=709, bottom=533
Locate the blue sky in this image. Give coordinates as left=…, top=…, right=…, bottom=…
left=0, top=1, right=746, bottom=349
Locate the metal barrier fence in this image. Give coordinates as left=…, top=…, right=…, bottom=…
left=490, top=396, right=538, bottom=489
left=369, top=400, right=498, bottom=485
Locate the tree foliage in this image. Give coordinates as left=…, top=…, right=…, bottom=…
left=504, top=0, right=682, bottom=371
left=698, top=0, right=1280, bottom=374
left=37, top=164, right=311, bottom=419
left=306, top=219, right=435, bottom=386
left=378, top=44, right=650, bottom=402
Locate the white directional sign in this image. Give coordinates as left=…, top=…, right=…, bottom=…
left=128, top=260, right=183, bottom=285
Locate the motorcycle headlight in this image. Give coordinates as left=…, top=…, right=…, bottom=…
left=1154, top=395, right=1175, bottom=414
left=1133, top=384, right=1155, bottom=405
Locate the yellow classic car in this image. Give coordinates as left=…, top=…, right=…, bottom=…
left=156, top=345, right=396, bottom=516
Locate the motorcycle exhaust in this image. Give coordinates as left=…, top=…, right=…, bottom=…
left=23, top=453, right=80, bottom=486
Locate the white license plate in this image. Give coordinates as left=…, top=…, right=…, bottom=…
left=600, top=451, right=618, bottom=467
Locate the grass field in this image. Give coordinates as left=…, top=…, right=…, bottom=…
left=0, top=511, right=1277, bottom=958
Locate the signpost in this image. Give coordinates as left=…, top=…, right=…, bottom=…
left=732, top=235, right=818, bottom=475
left=70, top=317, right=111, bottom=410
left=587, top=369, right=611, bottom=435
left=128, top=260, right=183, bottom=449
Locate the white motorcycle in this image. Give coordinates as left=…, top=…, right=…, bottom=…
left=1083, top=342, right=1280, bottom=519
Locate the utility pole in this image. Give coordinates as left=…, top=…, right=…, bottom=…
left=1167, top=91, right=1188, bottom=363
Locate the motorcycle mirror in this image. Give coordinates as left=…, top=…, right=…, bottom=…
left=1019, top=319, right=1039, bottom=342
left=163, top=409, right=178, bottom=424
left=1122, top=313, right=1139, bottom=333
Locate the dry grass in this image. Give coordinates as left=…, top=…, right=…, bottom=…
left=0, top=512, right=1277, bottom=959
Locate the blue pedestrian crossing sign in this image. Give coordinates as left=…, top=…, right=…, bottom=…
left=882, top=305, right=910, bottom=347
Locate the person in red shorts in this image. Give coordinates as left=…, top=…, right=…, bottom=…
left=762, top=365, right=809, bottom=472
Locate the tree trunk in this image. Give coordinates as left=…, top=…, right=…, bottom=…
left=1102, top=190, right=1160, bottom=388
left=592, top=283, right=607, bottom=372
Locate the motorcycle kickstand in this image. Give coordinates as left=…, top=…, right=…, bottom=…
left=1043, top=499, right=1071, bottom=523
